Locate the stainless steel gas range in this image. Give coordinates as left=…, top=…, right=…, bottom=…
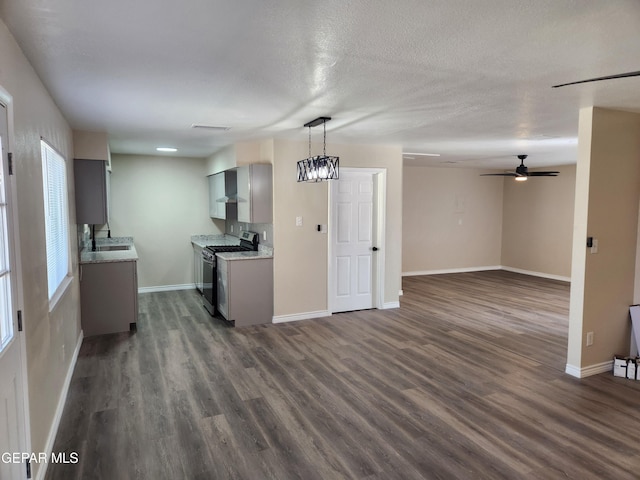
left=201, top=231, right=259, bottom=316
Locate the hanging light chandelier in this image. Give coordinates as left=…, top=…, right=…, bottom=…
left=297, top=116, right=339, bottom=182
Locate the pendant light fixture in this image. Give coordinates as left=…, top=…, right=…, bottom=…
left=297, top=116, right=339, bottom=182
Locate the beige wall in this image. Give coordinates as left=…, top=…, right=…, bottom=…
left=205, top=140, right=267, bottom=174
left=272, top=139, right=402, bottom=317
left=206, top=144, right=236, bottom=174
left=0, top=19, right=80, bottom=476
left=110, top=154, right=222, bottom=288
left=73, top=130, right=110, bottom=162
left=402, top=165, right=576, bottom=279
left=568, top=107, right=640, bottom=371
left=502, top=165, right=576, bottom=279
left=402, top=166, right=503, bottom=274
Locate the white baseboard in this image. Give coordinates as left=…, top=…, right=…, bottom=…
left=402, top=266, right=501, bottom=277
left=501, top=266, right=570, bottom=283
left=381, top=301, right=400, bottom=309
left=273, top=310, right=332, bottom=324
left=565, top=360, right=612, bottom=378
left=36, top=331, right=83, bottom=480
left=138, top=283, right=195, bottom=294
left=402, top=265, right=571, bottom=283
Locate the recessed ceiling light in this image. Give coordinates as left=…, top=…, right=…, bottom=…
left=403, top=152, right=441, bottom=157
left=156, top=147, right=178, bottom=152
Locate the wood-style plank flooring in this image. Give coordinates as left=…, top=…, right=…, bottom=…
left=46, top=271, right=640, bottom=479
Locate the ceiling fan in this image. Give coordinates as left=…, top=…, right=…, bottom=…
left=552, top=70, right=640, bottom=88
left=480, top=155, right=559, bottom=181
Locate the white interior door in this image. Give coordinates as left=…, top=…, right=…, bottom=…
left=0, top=102, right=28, bottom=480
left=331, top=170, right=375, bottom=312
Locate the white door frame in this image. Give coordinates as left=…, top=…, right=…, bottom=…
left=0, top=84, right=32, bottom=461
left=328, top=167, right=387, bottom=312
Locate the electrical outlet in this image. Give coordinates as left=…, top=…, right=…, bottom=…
left=230, top=225, right=234, bottom=233
left=590, top=238, right=598, bottom=254
left=586, top=331, right=594, bottom=346
left=262, top=231, right=267, bottom=241
left=296, top=216, right=303, bottom=227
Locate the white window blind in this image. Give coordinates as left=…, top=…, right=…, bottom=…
left=41, top=140, right=70, bottom=300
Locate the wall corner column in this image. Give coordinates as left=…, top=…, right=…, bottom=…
left=566, top=107, right=640, bottom=377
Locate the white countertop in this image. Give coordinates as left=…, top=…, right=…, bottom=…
left=191, top=234, right=240, bottom=248
left=80, top=237, right=138, bottom=264
left=215, top=251, right=273, bottom=261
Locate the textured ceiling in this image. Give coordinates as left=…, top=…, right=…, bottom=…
left=1, top=0, right=639, bottom=168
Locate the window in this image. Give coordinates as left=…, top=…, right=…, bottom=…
left=41, top=140, right=70, bottom=304
left=0, top=134, right=12, bottom=352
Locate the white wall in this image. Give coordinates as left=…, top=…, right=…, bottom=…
left=402, top=166, right=503, bottom=274
left=109, top=154, right=221, bottom=289
left=0, top=19, right=80, bottom=478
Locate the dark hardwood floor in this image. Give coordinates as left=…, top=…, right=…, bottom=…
left=46, top=270, right=640, bottom=479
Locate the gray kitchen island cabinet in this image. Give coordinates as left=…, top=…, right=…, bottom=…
left=80, top=260, right=138, bottom=336
left=217, top=255, right=273, bottom=327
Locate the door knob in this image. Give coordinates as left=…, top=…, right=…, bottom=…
left=372, top=247, right=379, bottom=251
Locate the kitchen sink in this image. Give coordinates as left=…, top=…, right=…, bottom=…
left=96, top=245, right=131, bottom=251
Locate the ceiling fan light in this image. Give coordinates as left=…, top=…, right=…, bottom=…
left=515, top=176, right=528, bottom=182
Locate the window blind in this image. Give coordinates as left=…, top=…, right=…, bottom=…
left=41, top=140, right=69, bottom=300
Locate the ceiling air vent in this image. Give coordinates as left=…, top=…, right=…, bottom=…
left=190, top=124, right=231, bottom=131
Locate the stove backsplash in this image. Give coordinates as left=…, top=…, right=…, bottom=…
left=225, top=220, right=273, bottom=247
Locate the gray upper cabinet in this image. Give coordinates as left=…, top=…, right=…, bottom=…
left=208, top=170, right=238, bottom=220
left=74, top=158, right=109, bottom=225
left=208, top=173, right=225, bottom=219
left=236, top=164, right=272, bottom=223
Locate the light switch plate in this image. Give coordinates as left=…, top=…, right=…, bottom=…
left=295, top=216, right=303, bottom=227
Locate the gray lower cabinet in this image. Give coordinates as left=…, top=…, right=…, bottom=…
left=80, top=260, right=138, bottom=336
left=217, top=257, right=273, bottom=327
left=193, top=243, right=204, bottom=292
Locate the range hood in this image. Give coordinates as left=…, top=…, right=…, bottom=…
left=216, top=193, right=238, bottom=203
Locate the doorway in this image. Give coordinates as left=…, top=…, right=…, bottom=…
left=329, top=168, right=386, bottom=313
left=0, top=97, right=29, bottom=479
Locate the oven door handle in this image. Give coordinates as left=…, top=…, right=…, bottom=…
left=202, top=256, right=214, bottom=266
